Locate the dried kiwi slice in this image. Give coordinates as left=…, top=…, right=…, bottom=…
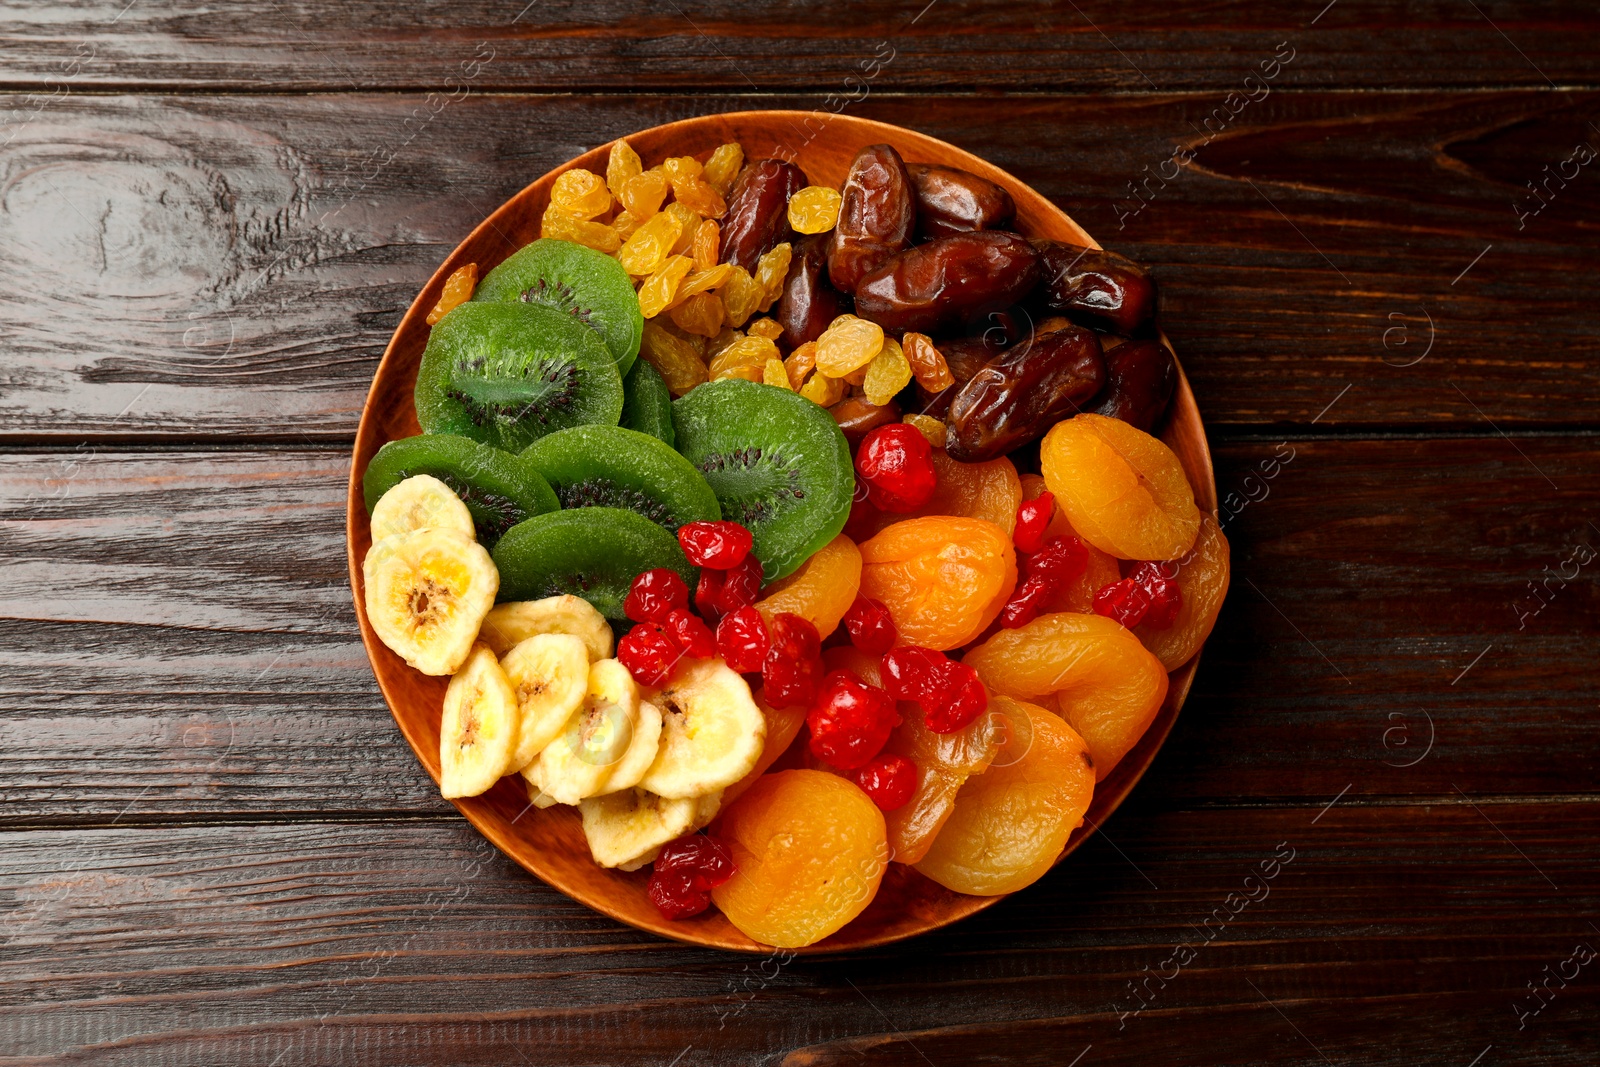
left=671, top=379, right=854, bottom=582
left=492, top=506, right=695, bottom=620
left=363, top=433, right=558, bottom=548
left=620, top=358, right=675, bottom=447
left=473, top=238, right=642, bottom=376
left=520, top=425, right=720, bottom=532
left=414, top=301, right=624, bottom=454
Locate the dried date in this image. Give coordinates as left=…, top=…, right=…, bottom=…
left=778, top=234, right=848, bottom=349
left=1083, top=338, right=1175, bottom=431
left=827, top=144, right=916, bottom=293
left=1036, top=241, right=1157, bottom=335
left=854, top=231, right=1041, bottom=335
left=907, top=163, right=1016, bottom=240
left=720, top=159, right=807, bottom=272
left=945, top=323, right=1106, bottom=462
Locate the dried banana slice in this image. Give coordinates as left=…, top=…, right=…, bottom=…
left=640, top=658, right=765, bottom=799
left=439, top=644, right=518, bottom=798
left=501, top=633, right=590, bottom=772
left=479, top=595, right=614, bottom=662
left=369, top=474, right=475, bottom=543
left=579, top=787, right=700, bottom=871
left=538, top=659, right=641, bottom=805
left=364, top=527, right=498, bottom=676
left=599, top=698, right=664, bottom=794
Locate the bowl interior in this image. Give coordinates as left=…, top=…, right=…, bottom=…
left=347, top=110, right=1217, bottom=953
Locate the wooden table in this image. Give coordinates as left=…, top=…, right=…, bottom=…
left=3, top=3, right=1597, bottom=1063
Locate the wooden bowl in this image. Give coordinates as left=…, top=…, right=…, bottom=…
left=347, top=111, right=1216, bottom=954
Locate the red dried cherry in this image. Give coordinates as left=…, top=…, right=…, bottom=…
left=807, top=669, right=900, bottom=770
left=664, top=608, right=716, bottom=659
left=1000, top=573, right=1052, bottom=629
left=718, top=553, right=764, bottom=612
left=1093, top=577, right=1152, bottom=628
left=854, top=753, right=918, bottom=811
left=1129, top=560, right=1183, bottom=629
left=694, top=568, right=725, bottom=622
left=624, top=568, right=689, bottom=624
left=856, top=423, right=938, bottom=513
left=677, top=521, right=754, bottom=570
left=647, top=870, right=711, bottom=920
left=717, top=605, right=770, bottom=673
left=1013, top=491, right=1055, bottom=554
left=925, top=659, right=987, bottom=733
left=654, top=834, right=737, bottom=891
left=843, top=593, right=897, bottom=655
left=1026, top=535, right=1088, bottom=585
left=881, top=645, right=947, bottom=705
left=618, top=622, right=680, bottom=687
left=762, top=612, right=823, bottom=707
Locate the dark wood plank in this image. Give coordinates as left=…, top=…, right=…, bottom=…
left=2, top=91, right=1598, bottom=442
left=1, top=802, right=1594, bottom=1064
left=2, top=436, right=1595, bottom=824
left=3, top=1, right=1595, bottom=92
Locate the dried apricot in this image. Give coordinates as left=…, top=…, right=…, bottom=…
left=720, top=693, right=809, bottom=808
left=859, top=516, right=1017, bottom=651
left=913, top=696, right=1094, bottom=895
left=755, top=534, right=862, bottom=638
left=1133, top=513, right=1230, bottom=669
left=862, top=449, right=1022, bottom=539
left=425, top=262, right=476, bottom=325
left=965, top=612, right=1168, bottom=779
left=880, top=688, right=1001, bottom=864
left=1019, top=473, right=1120, bottom=612
left=1041, top=413, right=1200, bottom=560
left=711, top=769, right=888, bottom=947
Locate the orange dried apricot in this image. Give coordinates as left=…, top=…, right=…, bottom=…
left=914, top=696, right=1094, bottom=895
left=720, top=693, right=809, bottom=808
left=881, top=692, right=1001, bottom=864
left=425, top=262, right=476, bottom=325
left=754, top=534, right=862, bottom=638
left=1133, top=513, right=1230, bottom=670
left=711, top=769, right=888, bottom=948
left=965, top=612, right=1168, bottom=780
left=862, top=450, right=1022, bottom=539
left=1019, top=473, right=1120, bottom=612
left=859, top=516, right=1017, bottom=651
left=1041, top=413, right=1200, bottom=560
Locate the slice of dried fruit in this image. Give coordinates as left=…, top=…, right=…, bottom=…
left=913, top=696, right=1094, bottom=895
left=711, top=769, right=888, bottom=947
left=364, top=526, right=498, bottom=676
left=438, top=643, right=520, bottom=798
left=878, top=676, right=1002, bottom=864
left=964, top=612, right=1168, bottom=779
left=1042, top=413, right=1200, bottom=560
left=1133, top=513, right=1230, bottom=669
left=858, top=516, right=1017, bottom=651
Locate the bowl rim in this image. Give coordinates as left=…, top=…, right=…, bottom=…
left=347, top=109, right=1217, bottom=954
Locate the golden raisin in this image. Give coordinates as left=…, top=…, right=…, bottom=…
left=903, top=413, right=947, bottom=448
left=664, top=203, right=700, bottom=254
left=541, top=209, right=621, bottom=252
left=616, top=211, right=684, bottom=276
left=763, top=357, right=793, bottom=390
left=788, top=185, right=843, bottom=234
left=425, top=262, right=477, bottom=326
left=785, top=341, right=818, bottom=391
left=639, top=320, right=709, bottom=396
left=709, top=335, right=781, bottom=378
left=549, top=168, right=611, bottom=220
left=753, top=243, right=793, bottom=311
left=703, top=142, right=745, bottom=196
left=610, top=210, right=643, bottom=241
left=668, top=291, right=725, bottom=337
left=719, top=265, right=765, bottom=328
left=799, top=371, right=845, bottom=407
left=706, top=327, right=743, bottom=363
left=605, top=140, right=643, bottom=200
left=674, top=175, right=728, bottom=218
left=692, top=219, right=720, bottom=271
left=747, top=317, right=785, bottom=341
left=862, top=336, right=912, bottom=406
left=714, top=364, right=765, bottom=383
left=637, top=254, right=694, bottom=318
left=815, top=314, right=885, bottom=378
left=619, top=170, right=668, bottom=218
left=902, top=332, right=956, bottom=392
left=669, top=263, right=734, bottom=310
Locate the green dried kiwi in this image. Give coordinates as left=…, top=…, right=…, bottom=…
left=620, top=358, right=675, bottom=447
left=492, top=507, right=695, bottom=620
left=671, top=378, right=854, bottom=582
left=362, top=433, right=558, bottom=548
left=414, top=301, right=623, bottom=454
left=473, top=238, right=642, bottom=376
left=520, top=425, right=719, bottom=532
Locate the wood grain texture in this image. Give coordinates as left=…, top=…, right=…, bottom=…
left=2, top=91, right=1598, bottom=441
left=1, top=802, right=1594, bottom=1065
left=2, top=437, right=1595, bottom=825
left=2, top=1, right=1596, bottom=92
